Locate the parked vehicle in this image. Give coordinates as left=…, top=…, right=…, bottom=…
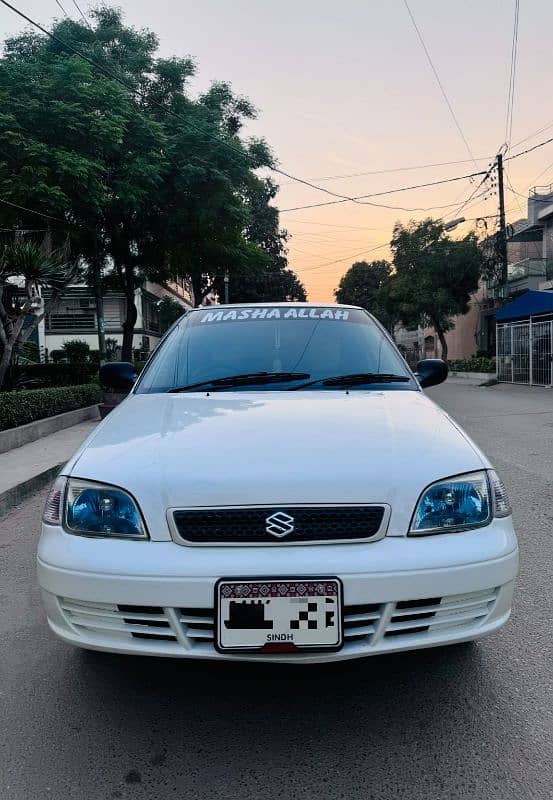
left=38, top=304, right=518, bottom=663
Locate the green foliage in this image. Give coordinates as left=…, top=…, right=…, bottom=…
left=389, top=219, right=487, bottom=359
left=0, top=383, right=101, bottom=430
left=157, top=297, right=185, bottom=333
left=0, top=240, right=77, bottom=387
left=0, top=8, right=285, bottom=360
left=12, top=340, right=40, bottom=364
left=335, top=260, right=395, bottom=330
left=105, top=338, right=119, bottom=359
left=6, top=362, right=98, bottom=389
left=216, top=178, right=306, bottom=303
left=448, top=357, right=496, bottom=373
left=61, top=339, right=91, bottom=363
left=134, top=360, right=148, bottom=375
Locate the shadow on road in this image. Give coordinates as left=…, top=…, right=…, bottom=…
left=58, top=641, right=517, bottom=798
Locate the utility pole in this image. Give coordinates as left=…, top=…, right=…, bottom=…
left=224, top=269, right=229, bottom=304
left=92, top=232, right=106, bottom=362
left=497, top=152, right=508, bottom=288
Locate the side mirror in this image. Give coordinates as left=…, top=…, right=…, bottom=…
left=99, top=361, right=137, bottom=393
left=416, top=358, right=448, bottom=389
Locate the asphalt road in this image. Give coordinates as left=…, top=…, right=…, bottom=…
left=1, top=382, right=552, bottom=800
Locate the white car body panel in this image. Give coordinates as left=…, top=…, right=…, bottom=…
left=64, top=390, right=489, bottom=539
left=37, top=303, right=519, bottom=662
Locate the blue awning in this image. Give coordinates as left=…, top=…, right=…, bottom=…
left=496, top=290, right=553, bottom=322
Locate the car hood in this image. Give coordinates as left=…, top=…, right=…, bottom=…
left=68, top=390, right=488, bottom=540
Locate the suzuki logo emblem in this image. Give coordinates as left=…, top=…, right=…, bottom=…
left=265, top=511, right=295, bottom=538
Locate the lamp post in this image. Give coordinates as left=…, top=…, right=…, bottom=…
left=443, top=217, right=466, bottom=232
left=224, top=269, right=229, bottom=304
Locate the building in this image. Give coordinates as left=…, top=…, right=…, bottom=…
left=503, top=185, right=553, bottom=294
left=496, top=290, right=553, bottom=386
left=40, top=278, right=194, bottom=359
left=394, top=280, right=489, bottom=365
left=490, top=185, right=553, bottom=386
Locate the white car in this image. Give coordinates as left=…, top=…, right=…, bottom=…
left=38, top=303, right=518, bottom=663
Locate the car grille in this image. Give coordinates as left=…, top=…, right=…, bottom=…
left=58, top=588, right=498, bottom=653
left=171, top=506, right=386, bottom=544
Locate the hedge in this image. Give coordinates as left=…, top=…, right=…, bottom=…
left=0, top=384, right=101, bottom=431
left=6, top=362, right=98, bottom=390
left=448, top=357, right=496, bottom=373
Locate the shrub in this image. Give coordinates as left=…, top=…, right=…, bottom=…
left=134, top=360, right=148, bottom=375
left=0, top=383, right=101, bottom=431
left=6, top=362, right=98, bottom=389
left=61, top=339, right=91, bottom=363
left=448, top=357, right=496, bottom=373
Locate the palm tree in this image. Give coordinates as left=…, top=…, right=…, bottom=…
left=0, top=240, right=76, bottom=388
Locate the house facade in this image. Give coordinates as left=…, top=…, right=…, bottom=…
left=394, top=280, right=489, bottom=364
left=40, top=278, right=194, bottom=359
left=490, top=185, right=553, bottom=386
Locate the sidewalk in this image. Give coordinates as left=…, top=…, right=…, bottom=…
left=0, top=420, right=98, bottom=516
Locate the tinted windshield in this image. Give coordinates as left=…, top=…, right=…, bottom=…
left=136, top=306, right=415, bottom=393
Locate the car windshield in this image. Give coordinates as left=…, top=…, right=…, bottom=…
left=135, top=305, right=415, bottom=393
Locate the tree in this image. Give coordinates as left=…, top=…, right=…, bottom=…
left=157, top=296, right=185, bottom=333
left=0, top=8, right=278, bottom=359
left=335, top=260, right=395, bottom=330
left=212, top=178, right=306, bottom=303
left=0, top=241, right=75, bottom=387
left=390, top=219, right=486, bottom=360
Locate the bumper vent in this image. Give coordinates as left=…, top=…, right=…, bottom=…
left=172, top=505, right=386, bottom=544
left=58, top=588, right=498, bottom=654
left=384, top=589, right=498, bottom=638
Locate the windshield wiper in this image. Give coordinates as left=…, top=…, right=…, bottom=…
left=168, top=372, right=311, bottom=393
left=290, top=372, right=411, bottom=390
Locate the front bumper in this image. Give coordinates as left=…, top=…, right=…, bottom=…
left=37, top=518, right=519, bottom=663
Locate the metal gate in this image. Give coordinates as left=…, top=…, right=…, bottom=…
left=497, top=318, right=553, bottom=386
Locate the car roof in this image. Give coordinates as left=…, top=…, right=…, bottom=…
left=190, top=302, right=364, bottom=311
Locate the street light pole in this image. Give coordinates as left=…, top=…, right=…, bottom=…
left=224, top=269, right=229, bottom=304
left=92, top=231, right=106, bottom=363
left=443, top=217, right=466, bottom=232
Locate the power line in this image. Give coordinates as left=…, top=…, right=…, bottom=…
left=0, top=0, right=380, bottom=208
left=280, top=168, right=487, bottom=213
left=506, top=134, right=553, bottom=161
left=282, top=194, right=485, bottom=214
left=298, top=243, right=390, bottom=273
left=506, top=185, right=553, bottom=203
left=402, top=0, right=477, bottom=167
left=504, top=0, right=520, bottom=150
left=0, top=227, right=49, bottom=232
left=282, top=156, right=494, bottom=184
left=54, top=0, right=69, bottom=14
left=287, top=220, right=382, bottom=230
left=505, top=169, right=525, bottom=218
left=443, top=160, right=496, bottom=221
left=0, top=197, right=63, bottom=221
left=511, top=119, right=553, bottom=150
left=70, top=0, right=91, bottom=28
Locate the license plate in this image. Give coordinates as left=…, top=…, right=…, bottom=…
left=215, top=578, right=343, bottom=653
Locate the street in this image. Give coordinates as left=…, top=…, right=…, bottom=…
left=1, top=382, right=552, bottom=800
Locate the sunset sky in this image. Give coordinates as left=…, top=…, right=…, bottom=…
left=3, top=0, right=553, bottom=301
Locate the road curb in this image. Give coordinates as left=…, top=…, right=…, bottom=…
left=0, top=463, right=62, bottom=519
left=0, top=404, right=100, bottom=455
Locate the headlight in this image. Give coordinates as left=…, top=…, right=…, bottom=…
left=63, top=478, right=148, bottom=539
left=410, top=471, right=492, bottom=535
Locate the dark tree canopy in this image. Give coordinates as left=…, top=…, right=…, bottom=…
left=157, top=296, right=186, bottom=333
left=0, top=6, right=304, bottom=360
left=335, top=260, right=395, bottom=331
left=389, top=219, right=486, bottom=360
left=213, top=178, right=306, bottom=303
